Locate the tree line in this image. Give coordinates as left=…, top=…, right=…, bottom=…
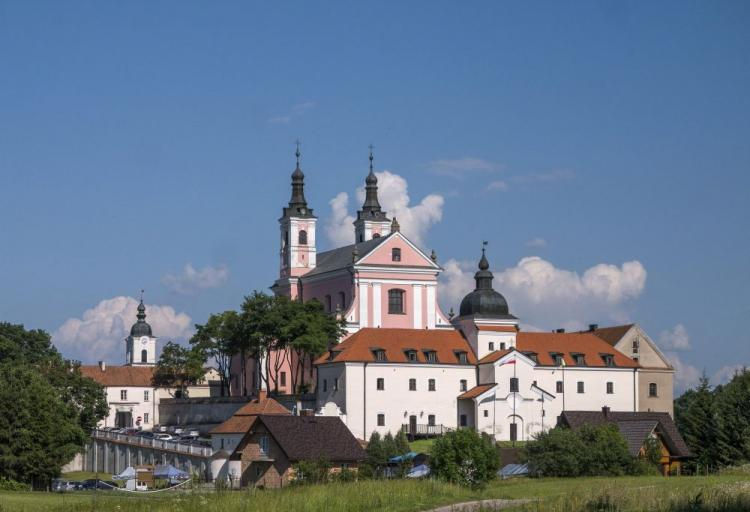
left=153, top=291, right=346, bottom=397
left=674, top=368, right=750, bottom=472
left=0, top=322, right=108, bottom=487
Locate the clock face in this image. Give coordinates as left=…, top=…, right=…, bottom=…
left=140, top=336, right=149, bottom=345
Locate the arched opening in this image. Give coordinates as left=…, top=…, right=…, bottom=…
left=298, top=230, right=308, bottom=245
left=338, top=291, right=346, bottom=311
left=388, top=289, right=405, bottom=314
left=372, top=232, right=381, bottom=238
left=141, top=349, right=148, bottom=363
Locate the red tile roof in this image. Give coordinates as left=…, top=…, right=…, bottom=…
left=477, top=332, right=639, bottom=368
left=210, top=396, right=291, bottom=434
left=315, top=328, right=477, bottom=365
left=80, top=365, right=155, bottom=387
left=458, top=383, right=496, bottom=399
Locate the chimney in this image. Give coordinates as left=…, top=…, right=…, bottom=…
left=602, top=406, right=610, bottom=418
left=99, top=361, right=106, bottom=371
left=258, top=389, right=267, bottom=401
left=555, top=328, right=565, bottom=333
left=588, top=324, right=598, bottom=332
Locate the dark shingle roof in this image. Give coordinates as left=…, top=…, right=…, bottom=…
left=617, top=420, right=659, bottom=456
left=589, top=324, right=634, bottom=346
left=559, top=410, right=691, bottom=458
left=303, top=236, right=389, bottom=278
left=257, top=415, right=366, bottom=462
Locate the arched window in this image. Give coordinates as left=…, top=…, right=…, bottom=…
left=392, top=248, right=401, bottom=262
left=388, top=289, right=405, bottom=314
left=372, top=232, right=381, bottom=238
left=298, top=230, right=308, bottom=245
left=141, top=349, right=148, bottom=363
left=338, top=291, right=346, bottom=311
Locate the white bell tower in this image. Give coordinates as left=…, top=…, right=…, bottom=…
left=125, top=295, right=157, bottom=366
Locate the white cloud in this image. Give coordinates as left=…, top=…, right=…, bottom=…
left=429, top=157, right=499, bottom=178
left=526, top=237, right=548, bottom=249
left=511, top=169, right=575, bottom=184
left=712, top=365, right=745, bottom=386
left=659, top=324, right=691, bottom=351
left=268, top=101, right=316, bottom=124
left=325, top=171, right=444, bottom=248
left=487, top=180, right=509, bottom=192
left=439, top=256, right=647, bottom=331
left=666, top=352, right=703, bottom=393
left=53, top=296, right=193, bottom=364
left=162, top=263, right=229, bottom=295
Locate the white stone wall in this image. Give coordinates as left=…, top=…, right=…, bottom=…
left=100, top=385, right=159, bottom=429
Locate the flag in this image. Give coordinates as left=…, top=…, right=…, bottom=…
left=499, top=358, right=516, bottom=366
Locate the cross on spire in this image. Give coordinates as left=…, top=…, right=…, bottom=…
left=368, top=144, right=374, bottom=172
left=295, top=139, right=301, bottom=167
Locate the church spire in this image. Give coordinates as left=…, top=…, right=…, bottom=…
left=283, top=140, right=315, bottom=218
left=358, top=145, right=388, bottom=219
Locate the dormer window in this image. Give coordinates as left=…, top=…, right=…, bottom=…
left=404, top=350, right=418, bottom=362
left=328, top=350, right=340, bottom=362
left=424, top=350, right=438, bottom=364
left=523, top=352, right=538, bottom=364
left=572, top=353, right=586, bottom=366
left=601, top=354, right=616, bottom=367
left=455, top=351, right=468, bottom=364
left=550, top=352, right=564, bottom=366
left=392, top=248, right=401, bottom=262
left=372, top=349, right=387, bottom=362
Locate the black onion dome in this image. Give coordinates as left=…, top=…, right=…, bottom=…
left=458, top=249, right=511, bottom=318
left=365, top=169, right=377, bottom=185
left=130, top=300, right=153, bottom=337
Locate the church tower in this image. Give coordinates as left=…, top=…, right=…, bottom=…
left=125, top=297, right=157, bottom=366
left=354, top=147, right=391, bottom=243
left=277, top=144, right=317, bottom=298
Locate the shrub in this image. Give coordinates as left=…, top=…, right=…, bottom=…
left=524, top=426, right=586, bottom=477
left=431, top=429, right=500, bottom=488
left=293, top=457, right=332, bottom=485
left=0, top=478, right=30, bottom=491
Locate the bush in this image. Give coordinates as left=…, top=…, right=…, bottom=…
left=293, top=457, right=332, bottom=485
left=0, top=477, right=30, bottom=491
left=431, top=429, right=500, bottom=488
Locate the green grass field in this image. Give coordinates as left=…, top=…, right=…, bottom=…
left=2, top=474, right=749, bottom=512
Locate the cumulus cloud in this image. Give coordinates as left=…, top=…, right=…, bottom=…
left=268, top=101, right=316, bottom=124
left=712, top=365, right=746, bottom=386
left=526, top=237, right=548, bottom=249
left=666, top=352, right=704, bottom=393
left=510, top=169, right=575, bottom=184
left=162, top=263, right=229, bottom=295
left=439, top=256, right=647, bottom=332
left=325, top=171, right=444, bottom=248
left=429, top=157, right=499, bottom=178
left=659, top=324, right=691, bottom=351
left=53, top=296, right=193, bottom=364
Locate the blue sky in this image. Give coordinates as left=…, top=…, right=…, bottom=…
left=1, top=1, right=748, bottom=391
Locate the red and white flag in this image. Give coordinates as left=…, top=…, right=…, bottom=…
left=499, top=358, right=516, bottom=366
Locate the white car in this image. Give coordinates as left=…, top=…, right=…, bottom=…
left=154, top=433, right=173, bottom=441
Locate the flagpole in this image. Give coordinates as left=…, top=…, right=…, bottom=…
left=512, top=356, right=516, bottom=446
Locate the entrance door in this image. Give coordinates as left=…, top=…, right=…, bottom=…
left=409, top=415, right=417, bottom=436
left=115, top=411, right=133, bottom=428
left=509, top=422, right=518, bottom=442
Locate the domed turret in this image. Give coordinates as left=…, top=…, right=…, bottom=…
left=130, top=299, right=153, bottom=337
left=458, top=247, right=512, bottom=318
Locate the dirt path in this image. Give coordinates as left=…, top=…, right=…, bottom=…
left=425, top=498, right=534, bottom=511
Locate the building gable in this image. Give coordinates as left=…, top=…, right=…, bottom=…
left=356, top=232, right=438, bottom=269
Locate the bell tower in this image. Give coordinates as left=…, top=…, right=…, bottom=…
left=277, top=143, right=317, bottom=298
left=354, top=146, right=391, bottom=243
left=125, top=294, right=157, bottom=366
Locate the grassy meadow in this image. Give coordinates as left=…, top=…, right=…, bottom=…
left=2, top=474, right=750, bottom=512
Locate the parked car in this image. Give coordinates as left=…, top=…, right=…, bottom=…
left=122, top=428, right=140, bottom=436
left=51, top=479, right=78, bottom=492
left=81, top=479, right=116, bottom=491
left=136, top=431, right=155, bottom=439
left=154, top=433, right=173, bottom=441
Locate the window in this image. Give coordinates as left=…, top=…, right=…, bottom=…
left=376, top=378, right=384, bottom=390
left=221, top=438, right=225, bottom=449
left=144, top=390, right=149, bottom=402
left=388, top=289, right=405, bottom=314
left=323, top=379, right=327, bottom=392
left=255, top=466, right=262, bottom=477
left=524, top=352, right=538, bottom=364
left=377, top=414, right=385, bottom=426
left=373, top=349, right=387, bottom=362
left=500, top=342, right=506, bottom=350
left=488, top=342, right=495, bottom=351
left=459, top=379, right=467, bottom=392
left=606, top=382, right=614, bottom=394
left=425, top=350, right=437, bottom=363
left=601, top=354, right=615, bottom=367
left=456, top=352, right=468, bottom=364
left=550, top=353, right=563, bottom=366
left=632, top=338, right=640, bottom=354
left=280, top=371, right=287, bottom=387
left=373, top=232, right=381, bottom=239
left=428, top=379, right=436, bottom=391
left=333, top=377, right=339, bottom=391
left=120, top=390, right=127, bottom=401
left=510, top=377, right=519, bottom=392
left=483, top=409, right=489, bottom=418
left=141, top=349, right=148, bottom=363
left=338, top=291, right=346, bottom=310
left=298, top=230, right=308, bottom=245
left=649, top=383, right=658, bottom=397
left=409, top=378, right=417, bottom=391
left=325, top=295, right=332, bottom=312
left=577, top=381, right=585, bottom=394
left=405, top=350, right=417, bottom=362
left=428, top=414, right=436, bottom=426
left=259, top=435, right=269, bottom=455
left=573, top=353, right=586, bottom=366
left=556, top=381, right=564, bottom=393
left=460, top=414, right=467, bottom=427
left=392, top=248, right=401, bottom=262
left=144, top=413, right=149, bottom=424
left=510, top=423, right=518, bottom=441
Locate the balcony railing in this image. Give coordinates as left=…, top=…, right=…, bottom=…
left=91, top=429, right=213, bottom=457
left=401, top=423, right=450, bottom=437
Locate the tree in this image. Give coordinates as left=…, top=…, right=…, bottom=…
left=576, top=423, right=633, bottom=476
left=524, top=426, right=585, bottom=477
left=190, top=311, right=238, bottom=396
left=239, top=292, right=288, bottom=394
left=0, top=365, right=86, bottom=487
left=431, top=429, right=500, bottom=488
left=394, top=429, right=411, bottom=455
left=153, top=341, right=206, bottom=398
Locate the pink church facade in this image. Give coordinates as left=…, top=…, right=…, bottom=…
left=230, top=149, right=451, bottom=397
